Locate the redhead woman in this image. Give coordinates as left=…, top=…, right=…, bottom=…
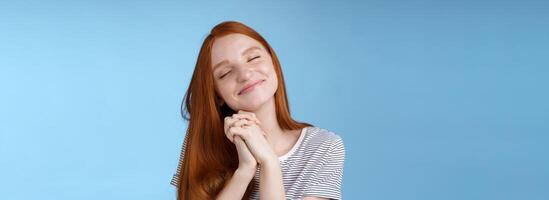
left=170, top=21, right=345, bottom=200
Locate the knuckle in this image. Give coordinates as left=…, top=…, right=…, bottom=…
left=229, top=126, right=237, bottom=132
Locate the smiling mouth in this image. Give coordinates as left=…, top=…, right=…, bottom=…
left=238, top=80, right=264, bottom=95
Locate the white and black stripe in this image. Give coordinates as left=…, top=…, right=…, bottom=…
left=171, top=126, right=346, bottom=200
left=170, top=131, right=188, bottom=187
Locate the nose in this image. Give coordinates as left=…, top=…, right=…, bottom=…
left=235, top=65, right=253, bottom=83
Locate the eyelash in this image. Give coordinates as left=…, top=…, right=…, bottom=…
left=219, top=72, right=229, bottom=79
left=219, top=56, right=261, bottom=79
left=248, top=55, right=260, bottom=62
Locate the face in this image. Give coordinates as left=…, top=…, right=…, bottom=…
left=211, top=33, right=278, bottom=112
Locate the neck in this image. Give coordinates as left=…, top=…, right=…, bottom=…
left=248, top=97, right=285, bottom=142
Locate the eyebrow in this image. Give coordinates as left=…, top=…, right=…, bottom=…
left=212, top=46, right=262, bottom=72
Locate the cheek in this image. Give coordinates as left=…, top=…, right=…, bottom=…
left=268, top=74, right=278, bottom=89
left=216, top=82, right=236, bottom=98
left=261, top=65, right=278, bottom=89
left=259, top=59, right=276, bottom=75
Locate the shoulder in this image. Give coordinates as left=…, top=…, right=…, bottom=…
left=304, top=126, right=344, bottom=147
left=301, top=126, right=345, bottom=157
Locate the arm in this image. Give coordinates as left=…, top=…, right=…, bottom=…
left=259, top=158, right=286, bottom=200
left=226, top=111, right=286, bottom=199
left=217, top=168, right=255, bottom=200
left=218, top=116, right=259, bottom=199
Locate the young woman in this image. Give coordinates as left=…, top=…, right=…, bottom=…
left=170, top=21, right=345, bottom=200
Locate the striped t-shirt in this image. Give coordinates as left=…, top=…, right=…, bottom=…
left=170, top=126, right=346, bottom=200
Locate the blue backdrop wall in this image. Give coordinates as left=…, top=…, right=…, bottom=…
left=1, top=0, right=548, bottom=199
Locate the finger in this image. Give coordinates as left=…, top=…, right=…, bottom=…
left=225, top=116, right=239, bottom=127
left=231, top=113, right=261, bottom=125
left=229, top=126, right=248, bottom=141
left=224, top=116, right=239, bottom=134
left=234, top=135, right=243, bottom=146
left=226, top=130, right=235, bottom=143
left=240, top=112, right=260, bottom=124
left=233, top=136, right=251, bottom=156
left=232, top=118, right=254, bottom=128
left=237, top=110, right=258, bottom=123
left=232, top=114, right=258, bottom=123
left=235, top=110, right=257, bottom=121
left=227, top=126, right=240, bottom=142
left=229, top=117, right=256, bottom=129
left=225, top=118, right=240, bottom=143
left=234, top=136, right=252, bottom=155
left=225, top=117, right=253, bottom=143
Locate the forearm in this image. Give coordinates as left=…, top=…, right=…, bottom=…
left=259, top=159, right=285, bottom=200
left=217, top=168, right=255, bottom=200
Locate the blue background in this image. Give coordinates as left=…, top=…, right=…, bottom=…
left=1, top=0, right=548, bottom=199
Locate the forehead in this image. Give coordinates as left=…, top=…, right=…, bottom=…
left=210, top=33, right=264, bottom=65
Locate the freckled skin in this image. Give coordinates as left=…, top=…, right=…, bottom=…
left=210, top=33, right=278, bottom=112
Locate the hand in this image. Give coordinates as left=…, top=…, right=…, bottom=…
left=226, top=110, right=277, bottom=165
left=224, top=113, right=260, bottom=174
left=233, top=136, right=256, bottom=176
left=224, top=111, right=262, bottom=143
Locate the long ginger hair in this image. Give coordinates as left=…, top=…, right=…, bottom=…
left=175, top=21, right=312, bottom=199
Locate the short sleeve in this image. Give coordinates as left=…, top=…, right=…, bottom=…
left=303, top=136, right=345, bottom=199
left=170, top=133, right=189, bottom=188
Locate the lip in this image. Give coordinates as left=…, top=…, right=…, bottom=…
left=239, top=80, right=264, bottom=95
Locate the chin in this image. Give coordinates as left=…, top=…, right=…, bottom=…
left=238, top=99, right=266, bottom=111
left=236, top=94, right=275, bottom=112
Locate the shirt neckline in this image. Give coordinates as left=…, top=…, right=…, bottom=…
left=278, top=126, right=308, bottom=162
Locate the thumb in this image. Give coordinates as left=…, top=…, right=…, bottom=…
left=234, top=135, right=242, bottom=144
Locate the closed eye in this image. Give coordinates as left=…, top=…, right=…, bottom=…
left=219, top=71, right=231, bottom=79
left=248, top=56, right=260, bottom=62
left=219, top=56, right=260, bottom=79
